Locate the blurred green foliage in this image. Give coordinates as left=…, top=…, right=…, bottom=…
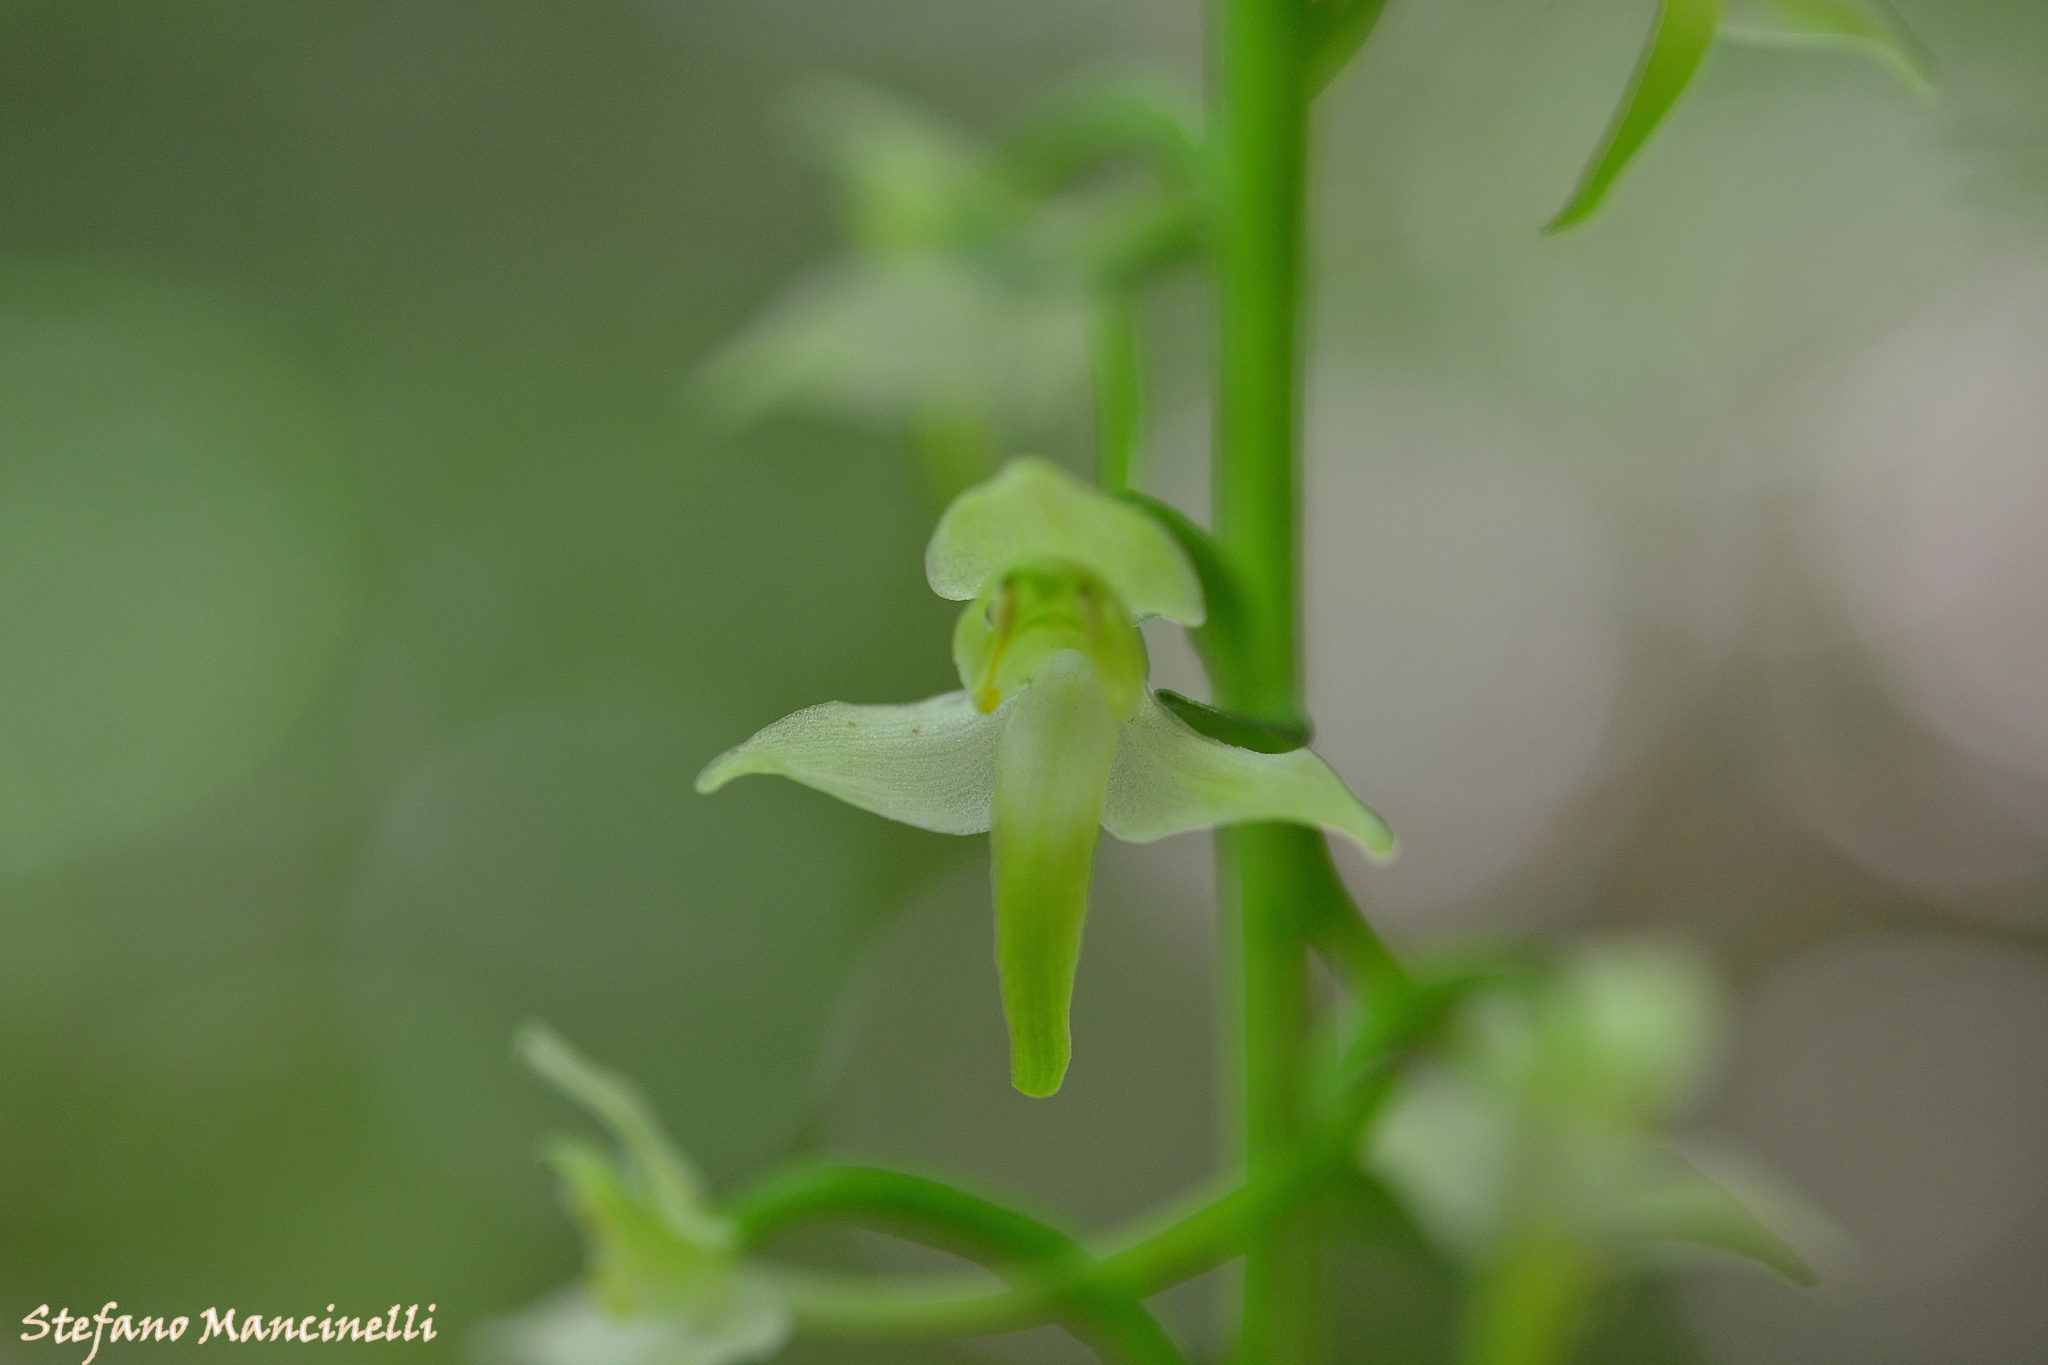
left=2, top=1, right=2046, bottom=1363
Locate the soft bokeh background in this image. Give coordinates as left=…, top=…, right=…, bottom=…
left=3, top=0, right=2046, bottom=1361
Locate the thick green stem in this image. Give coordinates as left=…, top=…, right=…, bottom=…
left=1210, top=0, right=1319, bottom=1357
left=1212, top=0, right=1307, bottom=722
left=1218, top=827, right=1324, bottom=1360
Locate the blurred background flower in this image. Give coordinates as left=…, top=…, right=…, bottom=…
left=2, top=1, right=2046, bottom=1361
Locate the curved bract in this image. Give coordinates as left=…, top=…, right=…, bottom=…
left=1548, top=0, right=1722, bottom=233
left=1549, top=0, right=1936, bottom=231
left=1720, top=0, right=1933, bottom=95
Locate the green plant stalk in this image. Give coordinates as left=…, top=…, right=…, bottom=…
left=1209, top=0, right=1325, bottom=1357
left=746, top=1054, right=1408, bottom=1342
left=729, top=1165, right=1186, bottom=1365
left=1092, top=290, right=1144, bottom=492
left=753, top=1183, right=1265, bottom=1340
left=1461, top=1227, right=1602, bottom=1365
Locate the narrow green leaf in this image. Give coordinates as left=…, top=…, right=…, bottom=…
left=1547, top=0, right=1723, bottom=233
left=1721, top=0, right=1934, bottom=97
left=1115, top=491, right=1264, bottom=713
left=1152, top=689, right=1309, bottom=754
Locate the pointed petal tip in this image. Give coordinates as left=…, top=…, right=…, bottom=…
left=512, top=1019, right=563, bottom=1071
left=693, top=749, right=745, bottom=795
left=1541, top=203, right=1594, bottom=236
left=1348, top=808, right=1398, bottom=864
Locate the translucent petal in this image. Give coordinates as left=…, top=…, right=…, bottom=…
left=1617, top=1155, right=1818, bottom=1286
left=480, top=1286, right=790, bottom=1365
left=543, top=1140, right=730, bottom=1304
left=785, top=79, right=1002, bottom=252
left=688, top=260, right=1091, bottom=437
left=518, top=1024, right=725, bottom=1250
left=990, top=652, right=1117, bottom=1097
left=1540, top=947, right=1719, bottom=1124
left=1368, top=1064, right=1515, bottom=1259
left=926, top=457, right=1205, bottom=625
left=695, top=691, right=998, bottom=836
left=1721, top=0, right=1933, bottom=96
left=1101, top=693, right=1395, bottom=860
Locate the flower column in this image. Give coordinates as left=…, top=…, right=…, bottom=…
left=1209, top=0, right=1319, bottom=1358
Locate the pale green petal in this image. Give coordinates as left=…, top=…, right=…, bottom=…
left=696, top=692, right=998, bottom=836
left=991, top=651, right=1117, bottom=1097
left=543, top=1140, right=731, bottom=1306
left=1100, top=693, right=1395, bottom=859
left=518, top=1024, right=726, bottom=1250
left=1367, top=1064, right=1515, bottom=1260
left=1721, top=0, right=1933, bottom=96
left=1619, top=1156, right=1818, bottom=1286
left=926, top=457, right=1205, bottom=625
left=688, top=260, right=1091, bottom=437
left=480, top=1286, right=790, bottom=1365
left=785, top=78, right=1000, bottom=251
left=1540, top=947, right=1719, bottom=1124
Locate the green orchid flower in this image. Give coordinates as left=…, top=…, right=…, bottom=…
left=486, top=1026, right=792, bottom=1365
left=698, top=458, right=1394, bottom=1097
left=1369, top=947, right=1821, bottom=1365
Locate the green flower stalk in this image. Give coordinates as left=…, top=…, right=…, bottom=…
left=698, top=458, right=1394, bottom=1097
